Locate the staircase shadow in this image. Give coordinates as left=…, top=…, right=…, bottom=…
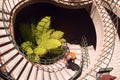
left=67, top=62, right=80, bottom=71
left=67, top=62, right=83, bottom=80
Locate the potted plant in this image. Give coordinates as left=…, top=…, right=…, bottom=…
left=20, top=16, right=66, bottom=64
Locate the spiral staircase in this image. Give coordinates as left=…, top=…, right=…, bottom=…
left=0, top=0, right=120, bottom=80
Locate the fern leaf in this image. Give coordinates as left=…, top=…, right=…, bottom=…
left=36, top=16, right=51, bottom=31
left=34, top=46, right=47, bottom=56
left=51, top=31, right=64, bottom=39
left=43, top=39, right=61, bottom=50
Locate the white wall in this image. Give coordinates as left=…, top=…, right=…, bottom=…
left=90, top=4, right=104, bottom=63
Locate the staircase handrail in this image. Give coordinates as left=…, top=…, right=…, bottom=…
left=78, top=0, right=117, bottom=79
left=51, top=0, right=92, bottom=6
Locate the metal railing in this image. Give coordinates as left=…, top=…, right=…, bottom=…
left=0, top=71, right=15, bottom=80
left=103, top=0, right=120, bottom=7
left=51, top=0, right=92, bottom=6
left=2, top=0, right=69, bottom=65
left=39, top=46, right=68, bottom=65
left=81, top=35, right=90, bottom=70
left=18, top=45, right=68, bottom=65
left=1, top=0, right=87, bottom=80
left=1, top=0, right=119, bottom=80
left=101, top=0, right=119, bottom=32
left=79, top=0, right=117, bottom=79
left=70, top=35, right=89, bottom=80
left=2, top=0, right=23, bottom=51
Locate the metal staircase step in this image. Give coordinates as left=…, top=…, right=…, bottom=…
left=61, top=68, right=71, bottom=80
left=70, top=49, right=81, bottom=55
left=56, top=70, right=65, bottom=80
left=0, top=13, right=10, bottom=21
left=11, top=58, right=27, bottom=79
left=44, top=70, right=50, bottom=80
left=0, top=43, right=14, bottom=54
left=0, top=0, right=6, bottom=12
left=28, top=66, right=37, bottom=80
left=37, top=69, right=44, bottom=80
left=8, top=0, right=18, bottom=7
left=50, top=64, right=60, bottom=72
left=5, top=54, right=23, bottom=72
left=65, top=67, right=77, bottom=76
left=58, top=60, right=78, bottom=78
left=0, top=22, right=9, bottom=28
left=55, top=61, right=65, bottom=69
left=76, top=53, right=81, bottom=59
left=67, top=43, right=81, bottom=50
left=3, top=0, right=13, bottom=13
left=46, top=61, right=65, bottom=80
left=0, top=36, right=11, bottom=46
left=18, top=62, right=32, bottom=80
left=1, top=49, right=18, bottom=64
left=0, top=0, right=2, bottom=10
left=58, top=60, right=74, bottom=79
left=0, top=29, right=10, bottom=36
left=47, top=65, right=59, bottom=80
left=50, top=72, right=58, bottom=80
left=74, top=59, right=81, bottom=66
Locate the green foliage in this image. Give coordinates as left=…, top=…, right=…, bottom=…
left=49, top=48, right=64, bottom=55
left=21, top=16, right=66, bottom=63
left=36, top=16, right=50, bottom=32
left=21, top=41, right=33, bottom=55
left=41, top=39, right=61, bottom=50
left=19, top=23, right=33, bottom=41
left=34, top=46, right=47, bottom=56
left=51, top=31, right=64, bottom=39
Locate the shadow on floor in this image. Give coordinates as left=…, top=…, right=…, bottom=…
left=67, top=62, right=80, bottom=71
left=67, top=61, right=83, bottom=80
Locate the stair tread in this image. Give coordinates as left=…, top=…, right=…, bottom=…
left=37, top=69, right=44, bottom=80
left=1, top=49, right=18, bottom=64
left=44, top=70, right=50, bottom=80
left=56, top=70, right=65, bottom=80
left=0, top=43, right=14, bottom=54
left=28, top=66, right=37, bottom=80
left=0, top=36, right=11, bottom=45
left=50, top=72, right=58, bottom=80
left=11, top=58, right=27, bottom=79
left=18, top=62, right=32, bottom=80
left=5, top=54, right=23, bottom=72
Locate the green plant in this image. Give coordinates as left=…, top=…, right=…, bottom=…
left=20, top=16, right=66, bottom=63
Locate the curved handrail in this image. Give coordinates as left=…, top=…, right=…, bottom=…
left=39, top=46, right=68, bottom=65
left=0, top=70, right=15, bottom=80
left=103, top=0, right=120, bottom=7
left=1, top=0, right=58, bottom=62
left=2, top=0, right=23, bottom=51
left=79, top=0, right=117, bottom=79
left=1, top=0, right=118, bottom=80
left=1, top=0, right=92, bottom=79
left=18, top=45, right=68, bottom=65
left=2, top=0, right=11, bottom=39
left=95, top=0, right=116, bottom=67
left=2, top=1, right=85, bottom=79
left=101, top=0, right=119, bottom=31
left=51, top=0, right=92, bottom=6
left=81, top=35, right=90, bottom=69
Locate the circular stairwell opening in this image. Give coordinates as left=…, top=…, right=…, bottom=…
left=13, top=2, right=96, bottom=64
